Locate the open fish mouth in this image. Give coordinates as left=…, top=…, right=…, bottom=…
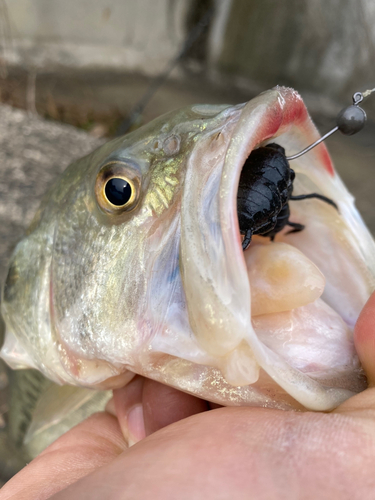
left=2, top=87, right=375, bottom=412
left=161, top=87, right=375, bottom=411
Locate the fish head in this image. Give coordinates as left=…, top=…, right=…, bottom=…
left=2, top=87, right=375, bottom=411
left=0, top=101, right=243, bottom=386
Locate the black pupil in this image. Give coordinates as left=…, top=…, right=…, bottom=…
left=105, top=178, right=132, bottom=206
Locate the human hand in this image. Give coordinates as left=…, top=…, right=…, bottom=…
left=2, top=294, right=375, bottom=500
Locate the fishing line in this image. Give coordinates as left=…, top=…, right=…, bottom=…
left=362, top=87, right=375, bottom=99
left=116, top=5, right=214, bottom=136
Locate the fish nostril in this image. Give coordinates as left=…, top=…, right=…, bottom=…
left=163, top=135, right=180, bottom=156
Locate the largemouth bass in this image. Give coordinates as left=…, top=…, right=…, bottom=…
left=2, top=86, right=375, bottom=440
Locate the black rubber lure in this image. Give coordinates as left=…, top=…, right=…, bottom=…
left=237, top=143, right=338, bottom=250
left=236, top=89, right=373, bottom=250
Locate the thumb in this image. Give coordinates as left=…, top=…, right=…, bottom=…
left=335, top=291, right=375, bottom=416
left=111, top=376, right=208, bottom=446
left=354, top=291, right=375, bottom=386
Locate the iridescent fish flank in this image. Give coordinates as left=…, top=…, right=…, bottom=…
left=2, top=87, right=375, bottom=413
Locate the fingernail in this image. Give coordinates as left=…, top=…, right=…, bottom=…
left=127, top=404, right=146, bottom=446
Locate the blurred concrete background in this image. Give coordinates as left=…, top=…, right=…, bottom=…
left=1, top=0, right=375, bottom=112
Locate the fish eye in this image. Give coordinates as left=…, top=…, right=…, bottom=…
left=95, top=162, right=141, bottom=214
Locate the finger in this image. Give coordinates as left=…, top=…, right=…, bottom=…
left=112, top=376, right=208, bottom=445
left=112, top=376, right=146, bottom=446
left=50, top=407, right=375, bottom=500
left=0, top=412, right=127, bottom=500
left=142, top=378, right=208, bottom=435
left=354, top=292, right=375, bottom=386
left=335, top=292, right=375, bottom=416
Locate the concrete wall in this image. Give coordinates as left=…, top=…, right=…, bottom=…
left=0, top=0, right=191, bottom=74
left=1, top=0, right=374, bottom=112
left=217, top=0, right=375, bottom=110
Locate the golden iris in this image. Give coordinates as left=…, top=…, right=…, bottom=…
left=95, top=162, right=140, bottom=214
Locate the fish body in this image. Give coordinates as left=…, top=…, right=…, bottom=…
left=2, top=87, right=375, bottom=423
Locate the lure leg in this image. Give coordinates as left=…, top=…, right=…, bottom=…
left=289, top=193, right=338, bottom=210
left=242, top=230, right=252, bottom=251
left=286, top=221, right=305, bottom=234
